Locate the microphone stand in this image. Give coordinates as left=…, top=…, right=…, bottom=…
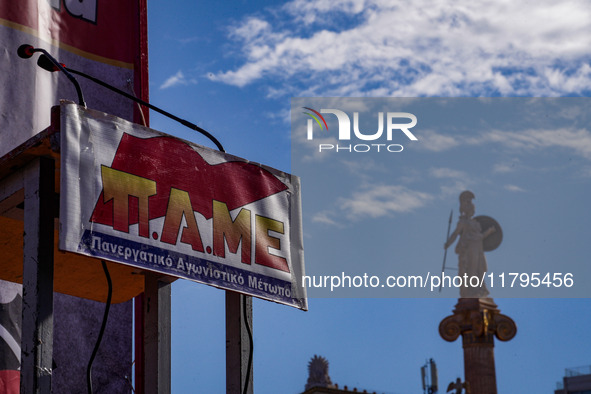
left=35, top=53, right=225, bottom=152
left=18, top=44, right=86, bottom=107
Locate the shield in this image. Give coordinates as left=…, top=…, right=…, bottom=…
left=474, top=215, right=503, bottom=251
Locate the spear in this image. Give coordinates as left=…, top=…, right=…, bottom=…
left=439, top=210, right=453, bottom=292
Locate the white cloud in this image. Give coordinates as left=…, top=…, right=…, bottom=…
left=409, top=129, right=460, bottom=152
left=160, top=70, right=197, bottom=90
left=312, top=211, right=342, bottom=227
left=483, top=128, right=591, bottom=159
left=283, top=0, right=366, bottom=25
left=414, top=126, right=591, bottom=160
left=493, top=161, right=519, bottom=173
left=504, top=184, right=526, bottom=192
left=230, top=17, right=272, bottom=41
left=339, top=184, right=433, bottom=220
left=210, top=0, right=591, bottom=96
left=339, top=159, right=383, bottom=181
left=430, top=167, right=467, bottom=179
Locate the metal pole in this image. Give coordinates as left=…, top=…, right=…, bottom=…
left=226, top=291, right=253, bottom=394
left=143, top=273, right=172, bottom=394
left=20, top=157, right=55, bottom=393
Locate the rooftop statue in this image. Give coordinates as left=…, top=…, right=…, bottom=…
left=305, top=355, right=334, bottom=390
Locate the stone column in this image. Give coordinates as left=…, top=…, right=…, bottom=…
left=439, top=298, right=516, bottom=394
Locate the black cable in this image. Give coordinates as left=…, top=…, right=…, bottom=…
left=24, top=46, right=237, bottom=394
left=87, top=260, right=113, bottom=394
left=61, top=62, right=225, bottom=152
left=36, top=53, right=224, bottom=151
left=17, top=45, right=86, bottom=107
left=242, top=295, right=253, bottom=394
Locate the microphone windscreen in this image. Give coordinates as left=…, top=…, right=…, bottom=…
left=17, top=44, right=35, bottom=59
left=37, top=55, right=59, bottom=72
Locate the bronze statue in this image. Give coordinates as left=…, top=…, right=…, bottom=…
left=447, top=377, right=470, bottom=394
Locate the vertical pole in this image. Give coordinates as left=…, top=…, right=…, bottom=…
left=462, top=341, right=497, bottom=393
left=143, top=273, right=171, bottom=394
left=226, top=291, right=253, bottom=394
left=134, top=294, right=145, bottom=394
left=20, top=157, right=55, bottom=393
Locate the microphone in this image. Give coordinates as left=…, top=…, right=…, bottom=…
left=37, top=54, right=62, bottom=72
left=34, top=54, right=225, bottom=152
left=17, top=44, right=86, bottom=107
left=17, top=44, right=35, bottom=59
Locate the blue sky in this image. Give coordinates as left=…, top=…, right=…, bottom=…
left=147, top=1, right=591, bottom=393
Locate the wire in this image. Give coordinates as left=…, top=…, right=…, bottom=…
left=87, top=260, right=113, bottom=394
left=65, top=62, right=229, bottom=394
left=242, top=295, right=253, bottom=394
left=32, top=48, right=86, bottom=106
left=36, top=53, right=224, bottom=151
left=126, top=79, right=148, bottom=127
left=64, top=66, right=225, bottom=152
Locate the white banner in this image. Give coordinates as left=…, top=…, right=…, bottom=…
left=59, top=102, right=307, bottom=310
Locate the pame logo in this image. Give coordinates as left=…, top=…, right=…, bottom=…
left=90, top=134, right=291, bottom=273
left=48, top=0, right=97, bottom=24
left=303, top=107, right=418, bottom=153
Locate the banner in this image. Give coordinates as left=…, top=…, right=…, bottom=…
left=0, top=0, right=147, bottom=158
left=59, top=103, right=308, bottom=310
left=0, top=1, right=146, bottom=391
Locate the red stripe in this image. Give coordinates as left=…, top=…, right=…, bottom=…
left=303, top=107, right=328, bottom=130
